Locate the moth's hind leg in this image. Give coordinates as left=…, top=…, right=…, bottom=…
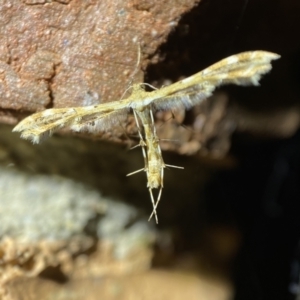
left=148, top=187, right=162, bottom=224
left=127, top=110, right=148, bottom=176
left=133, top=109, right=148, bottom=166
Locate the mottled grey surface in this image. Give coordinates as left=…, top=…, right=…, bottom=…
left=0, top=166, right=155, bottom=257
left=0, top=169, right=103, bottom=241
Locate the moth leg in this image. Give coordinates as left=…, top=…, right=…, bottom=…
left=165, top=164, right=184, bottom=169
left=133, top=109, right=148, bottom=168
left=127, top=110, right=148, bottom=176
left=148, top=187, right=162, bottom=224
left=149, top=109, right=157, bottom=136
left=148, top=188, right=159, bottom=224
left=127, top=168, right=145, bottom=177
left=148, top=164, right=164, bottom=223
left=130, top=143, right=144, bottom=150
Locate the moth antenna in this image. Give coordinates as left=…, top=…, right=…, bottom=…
left=140, top=83, right=158, bottom=90
left=121, top=42, right=142, bottom=100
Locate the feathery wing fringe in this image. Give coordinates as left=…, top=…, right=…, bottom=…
left=13, top=105, right=129, bottom=143
left=151, top=51, right=280, bottom=111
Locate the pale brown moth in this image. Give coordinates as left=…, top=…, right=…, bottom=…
left=13, top=51, right=280, bottom=223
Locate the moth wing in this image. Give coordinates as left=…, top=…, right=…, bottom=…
left=196, top=51, right=280, bottom=86
left=13, top=105, right=129, bottom=144
left=152, top=84, right=216, bottom=111
left=69, top=108, right=128, bottom=133
left=152, top=51, right=280, bottom=111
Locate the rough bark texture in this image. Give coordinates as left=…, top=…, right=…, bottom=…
left=0, top=0, right=199, bottom=119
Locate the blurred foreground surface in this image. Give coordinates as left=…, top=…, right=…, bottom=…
left=0, top=124, right=232, bottom=300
